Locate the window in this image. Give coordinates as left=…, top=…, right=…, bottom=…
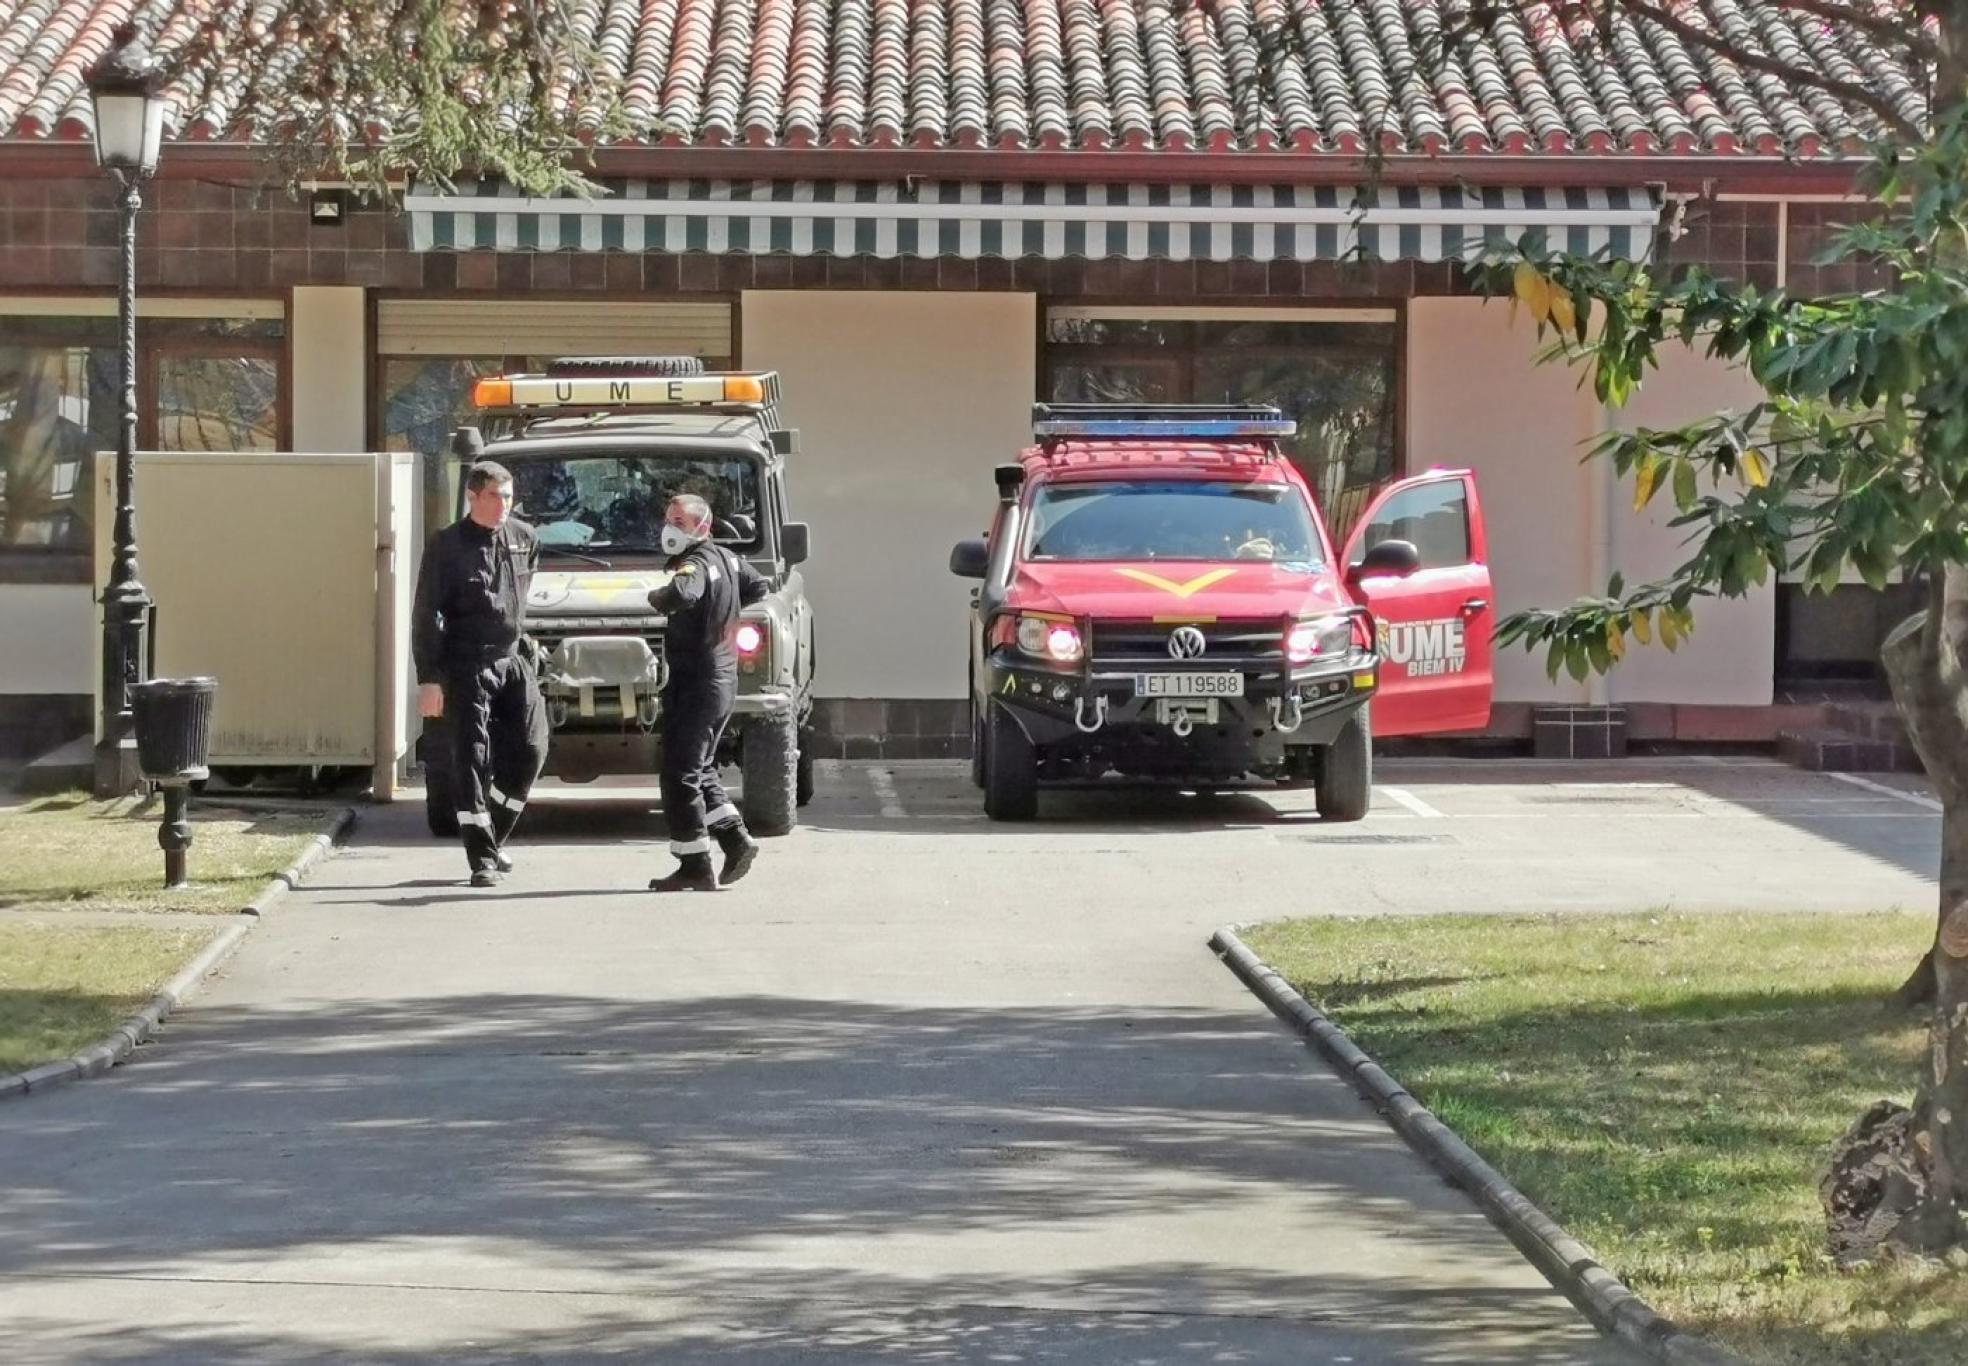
left=1357, top=479, right=1471, bottom=570
left=1043, top=310, right=1399, bottom=540
left=513, top=451, right=764, bottom=555
left=0, top=308, right=285, bottom=583
left=1025, top=480, right=1323, bottom=565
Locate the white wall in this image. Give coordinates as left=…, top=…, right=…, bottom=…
left=1408, top=297, right=1776, bottom=708
left=1606, top=344, right=1773, bottom=705
left=1407, top=298, right=1598, bottom=705
left=742, top=291, right=1037, bottom=698
left=0, top=585, right=94, bottom=694
left=290, top=286, right=368, bottom=453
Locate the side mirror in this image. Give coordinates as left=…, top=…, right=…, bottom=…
left=1348, top=538, right=1422, bottom=583
left=949, top=538, right=990, bottom=579
left=779, top=521, right=810, bottom=566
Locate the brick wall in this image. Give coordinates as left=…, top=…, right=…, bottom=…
left=0, top=176, right=1894, bottom=300
left=0, top=174, right=1468, bottom=299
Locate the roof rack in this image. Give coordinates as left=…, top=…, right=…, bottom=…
left=1031, top=402, right=1297, bottom=442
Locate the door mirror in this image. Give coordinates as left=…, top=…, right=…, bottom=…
left=779, top=521, right=810, bottom=566
left=1349, top=538, right=1422, bottom=583
left=949, top=538, right=990, bottom=579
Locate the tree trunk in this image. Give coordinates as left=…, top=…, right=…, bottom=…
left=1834, top=568, right=1968, bottom=1255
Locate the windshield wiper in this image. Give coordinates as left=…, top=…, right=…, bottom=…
left=538, top=544, right=613, bottom=569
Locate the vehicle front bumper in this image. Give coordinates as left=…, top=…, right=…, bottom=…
left=983, top=649, right=1378, bottom=750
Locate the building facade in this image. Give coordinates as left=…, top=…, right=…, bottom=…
left=0, top=2, right=1921, bottom=761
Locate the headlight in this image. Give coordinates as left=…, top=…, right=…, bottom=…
left=1015, top=615, right=1083, bottom=663
left=1287, top=614, right=1354, bottom=664
left=734, top=623, right=764, bottom=656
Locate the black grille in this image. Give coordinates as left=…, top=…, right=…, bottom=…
left=1090, top=620, right=1282, bottom=663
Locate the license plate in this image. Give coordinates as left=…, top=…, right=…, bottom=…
left=1134, top=672, right=1244, bottom=698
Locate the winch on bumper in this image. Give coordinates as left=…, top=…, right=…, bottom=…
left=527, top=620, right=802, bottom=780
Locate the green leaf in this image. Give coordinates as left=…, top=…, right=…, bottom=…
left=1672, top=458, right=1698, bottom=511
left=1565, top=642, right=1590, bottom=682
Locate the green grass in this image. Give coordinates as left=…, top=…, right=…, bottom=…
left=1242, top=911, right=1968, bottom=1366
left=0, top=921, right=224, bottom=1074
left=0, top=792, right=327, bottom=915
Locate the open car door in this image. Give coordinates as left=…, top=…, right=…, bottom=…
left=1340, top=470, right=1495, bottom=738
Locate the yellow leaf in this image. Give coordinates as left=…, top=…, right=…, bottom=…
left=1630, top=609, right=1652, bottom=646
left=1513, top=262, right=1551, bottom=325
left=1741, top=447, right=1771, bottom=488
left=1606, top=622, right=1626, bottom=661
left=1633, top=455, right=1663, bottom=512
left=1548, top=288, right=1577, bottom=337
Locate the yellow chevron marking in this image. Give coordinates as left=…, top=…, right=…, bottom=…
left=1113, top=567, right=1238, bottom=599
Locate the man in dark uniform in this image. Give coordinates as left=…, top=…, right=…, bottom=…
left=647, top=493, right=769, bottom=893
left=412, top=460, right=550, bottom=887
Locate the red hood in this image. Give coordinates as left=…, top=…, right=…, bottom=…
left=1008, top=559, right=1351, bottom=620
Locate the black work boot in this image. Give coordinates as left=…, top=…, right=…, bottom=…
left=648, top=852, right=720, bottom=893
left=712, top=822, right=759, bottom=885
left=470, top=867, right=503, bottom=888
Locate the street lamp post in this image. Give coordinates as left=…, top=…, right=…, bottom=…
left=88, top=24, right=166, bottom=798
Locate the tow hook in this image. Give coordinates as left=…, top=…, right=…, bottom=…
left=1270, top=694, right=1305, bottom=735
left=1170, top=709, right=1195, bottom=738
left=637, top=695, right=660, bottom=730
left=1074, top=695, right=1110, bottom=734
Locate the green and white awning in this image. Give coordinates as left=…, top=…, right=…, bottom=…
left=406, top=180, right=1660, bottom=263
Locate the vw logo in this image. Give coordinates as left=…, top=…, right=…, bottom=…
left=1167, top=626, right=1208, bottom=660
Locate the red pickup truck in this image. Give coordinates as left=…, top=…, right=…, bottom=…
left=950, top=403, right=1495, bottom=821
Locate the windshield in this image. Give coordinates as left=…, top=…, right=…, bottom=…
left=497, top=453, right=763, bottom=554
left=1024, top=480, right=1324, bottom=564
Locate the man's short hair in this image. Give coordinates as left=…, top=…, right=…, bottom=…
left=666, top=493, right=714, bottom=535
left=466, top=461, right=513, bottom=493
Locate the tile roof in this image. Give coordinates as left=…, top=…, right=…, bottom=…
left=0, top=0, right=1929, bottom=158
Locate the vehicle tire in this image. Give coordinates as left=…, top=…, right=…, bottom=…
left=543, top=355, right=705, bottom=377
left=969, top=696, right=986, bottom=790
left=982, top=704, right=1038, bottom=822
left=796, top=732, right=816, bottom=807
left=742, top=712, right=799, bottom=836
left=1316, top=705, right=1373, bottom=823
left=419, top=725, right=459, bottom=839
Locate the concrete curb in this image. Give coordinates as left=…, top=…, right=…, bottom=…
left=1210, top=926, right=1743, bottom=1366
left=241, top=806, right=358, bottom=917
left=0, top=806, right=358, bottom=1102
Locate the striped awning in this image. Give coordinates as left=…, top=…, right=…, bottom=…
left=406, top=180, right=1661, bottom=263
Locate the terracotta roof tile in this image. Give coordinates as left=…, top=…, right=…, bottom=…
left=0, top=0, right=1926, bottom=158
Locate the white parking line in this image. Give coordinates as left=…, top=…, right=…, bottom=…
left=1826, top=771, right=1942, bottom=812
left=869, top=767, right=907, bottom=819
left=1379, top=786, right=1447, bottom=819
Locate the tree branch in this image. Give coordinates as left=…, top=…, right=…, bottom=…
left=1448, top=0, right=1928, bottom=142
left=1769, top=0, right=1942, bottom=63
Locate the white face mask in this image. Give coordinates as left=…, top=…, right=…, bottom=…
left=660, top=525, right=696, bottom=557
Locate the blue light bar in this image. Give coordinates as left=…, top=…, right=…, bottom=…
left=1032, top=402, right=1296, bottom=441
left=1034, top=418, right=1298, bottom=439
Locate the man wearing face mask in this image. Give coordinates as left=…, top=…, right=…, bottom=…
left=646, top=493, right=770, bottom=893
left=412, top=460, right=549, bottom=887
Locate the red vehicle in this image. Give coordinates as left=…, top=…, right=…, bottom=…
left=950, top=404, right=1495, bottom=820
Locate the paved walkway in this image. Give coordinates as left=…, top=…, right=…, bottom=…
left=1, top=758, right=1936, bottom=1363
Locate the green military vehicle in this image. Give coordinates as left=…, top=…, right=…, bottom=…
left=419, top=357, right=817, bottom=836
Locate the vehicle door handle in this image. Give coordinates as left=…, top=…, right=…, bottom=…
left=1461, top=597, right=1489, bottom=615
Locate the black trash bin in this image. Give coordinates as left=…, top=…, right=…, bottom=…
left=130, top=677, right=218, bottom=890
left=132, top=677, right=218, bottom=782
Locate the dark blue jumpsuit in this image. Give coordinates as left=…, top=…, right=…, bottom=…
left=649, top=540, right=768, bottom=854
left=411, top=516, right=549, bottom=874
